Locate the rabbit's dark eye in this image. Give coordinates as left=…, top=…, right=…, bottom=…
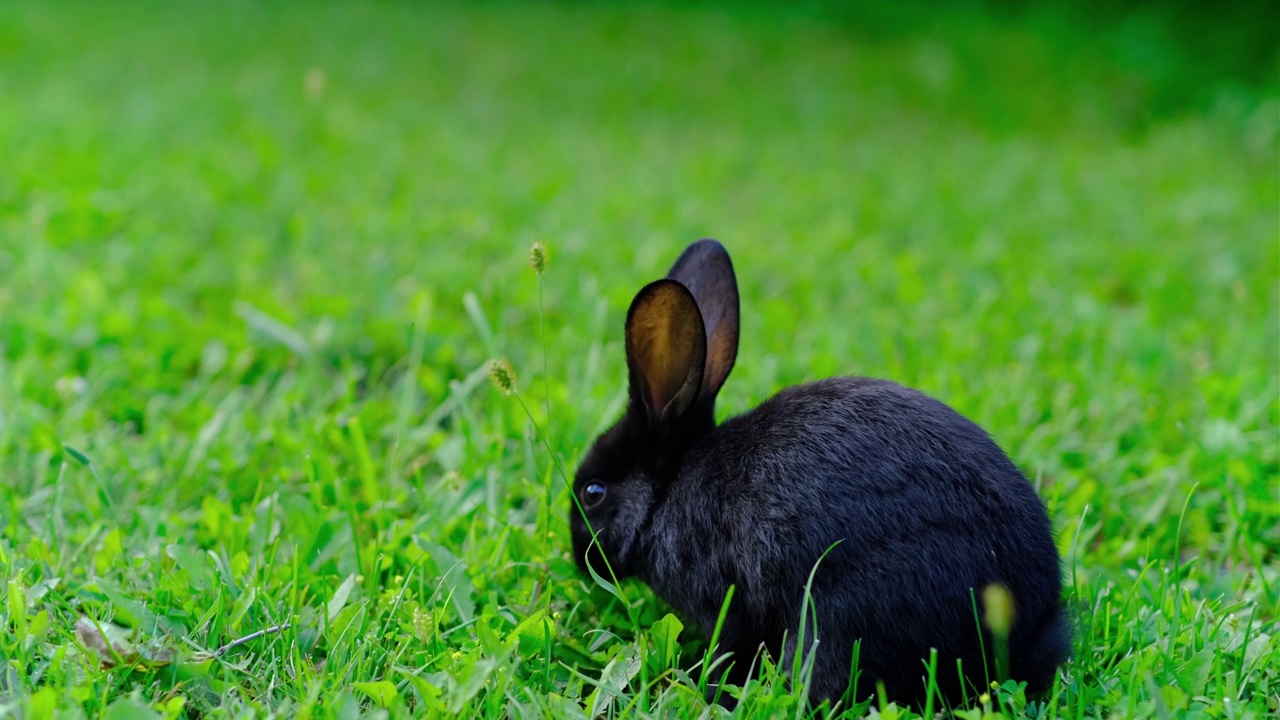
left=582, top=483, right=606, bottom=508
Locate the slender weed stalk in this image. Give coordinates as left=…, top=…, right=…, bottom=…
left=529, top=241, right=551, bottom=426
left=527, top=242, right=557, bottom=599
left=489, top=243, right=638, bottom=628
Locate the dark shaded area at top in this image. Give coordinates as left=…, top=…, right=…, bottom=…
left=653, top=0, right=1276, bottom=132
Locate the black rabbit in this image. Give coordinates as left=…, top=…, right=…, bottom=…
left=570, top=239, right=1070, bottom=707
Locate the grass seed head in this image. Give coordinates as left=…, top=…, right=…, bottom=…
left=488, top=358, right=518, bottom=396
left=529, top=242, right=547, bottom=274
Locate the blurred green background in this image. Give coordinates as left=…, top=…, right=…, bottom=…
left=0, top=0, right=1276, bottom=716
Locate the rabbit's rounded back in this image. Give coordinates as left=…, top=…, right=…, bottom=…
left=570, top=239, right=1070, bottom=706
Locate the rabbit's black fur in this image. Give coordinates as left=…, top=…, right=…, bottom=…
left=570, top=239, right=1070, bottom=707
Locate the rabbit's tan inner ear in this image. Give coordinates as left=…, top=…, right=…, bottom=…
left=625, top=280, right=707, bottom=424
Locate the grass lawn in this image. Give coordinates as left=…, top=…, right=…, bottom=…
left=1, top=0, right=1277, bottom=717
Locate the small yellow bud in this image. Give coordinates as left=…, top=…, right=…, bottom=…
left=982, top=582, right=1015, bottom=638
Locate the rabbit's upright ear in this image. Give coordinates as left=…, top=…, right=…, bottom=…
left=625, top=279, right=708, bottom=427
left=666, top=239, right=740, bottom=399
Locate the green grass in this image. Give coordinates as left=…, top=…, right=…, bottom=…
left=1, top=0, right=1277, bottom=717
